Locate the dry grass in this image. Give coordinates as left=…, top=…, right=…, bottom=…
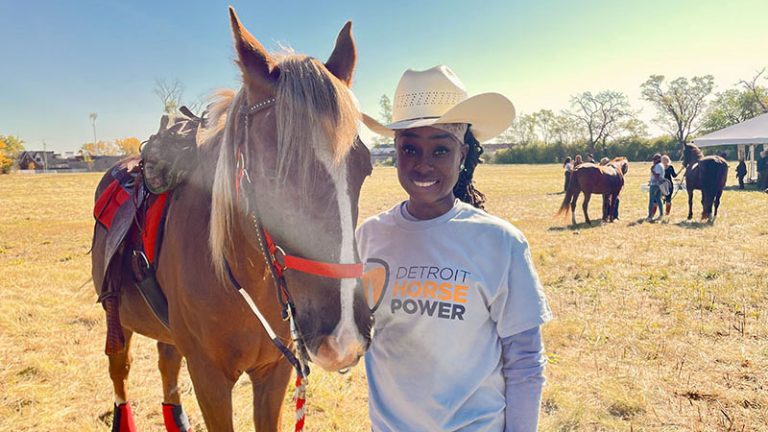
left=0, top=164, right=766, bottom=431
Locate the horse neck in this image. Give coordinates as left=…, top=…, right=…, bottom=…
left=687, top=151, right=703, bottom=166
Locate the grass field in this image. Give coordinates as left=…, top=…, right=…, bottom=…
left=1, top=164, right=766, bottom=431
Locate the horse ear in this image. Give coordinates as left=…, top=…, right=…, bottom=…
left=228, top=6, right=278, bottom=92
left=325, top=21, right=356, bottom=86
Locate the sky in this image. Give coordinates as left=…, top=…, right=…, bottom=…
left=1, top=0, right=767, bottom=153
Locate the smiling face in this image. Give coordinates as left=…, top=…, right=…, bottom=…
left=395, top=126, right=467, bottom=219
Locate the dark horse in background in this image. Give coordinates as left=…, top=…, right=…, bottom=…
left=557, top=157, right=629, bottom=226
left=91, top=7, right=373, bottom=431
left=682, top=143, right=728, bottom=222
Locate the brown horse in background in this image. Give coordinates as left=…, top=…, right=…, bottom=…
left=557, top=157, right=629, bottom=225
left=682, top=143, right=728, bottom=222
left=91, top=8, right=373, bottom=431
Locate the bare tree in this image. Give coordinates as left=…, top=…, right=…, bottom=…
left=551, top=114, right=585, bottom=145
left=531, top=110, right=556, bottom=144
left=566, top=90, right=635, bottom=154
left=641, top=75, right=714, bottom=149
left=496, top=112, right=538, bottom=146
left=739, top=68, right=768, bottom=113
left=154, top=78, right=185, bottom=115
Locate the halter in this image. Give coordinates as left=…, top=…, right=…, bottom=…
left=224, top=94, right=364, bottom=432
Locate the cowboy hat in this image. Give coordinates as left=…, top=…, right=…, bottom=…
left=362, top=65, right=515, bottom=142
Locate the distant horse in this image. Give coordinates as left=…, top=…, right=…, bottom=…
left=557, top=157, right=629, bottom=225
left=682, top=143, right=728, bottom=222
left=91, top=8, right=372, bottom=431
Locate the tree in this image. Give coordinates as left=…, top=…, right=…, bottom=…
left=115, top=137, right=142, bottom=156
left=496, top=112, right=538, bottom=145
left=618, top=118, right=649, bottom=140
left=0, top=135, right=25, bottom=174
left=370, top=94, right=394, bottom=147
left=701, top=88, right=765, bottom=133
left=531, top=110, right=556, bottom=144
left=739, top=68, right=768, bottom=113
left=550, top=114, right=586, bottom=145
left=81, top=140, right=121, bottom=156
left=566, top=90, right=636, bottom=154
left=640, top=74, right=715, bottom=149
left=154, top=78, right=184, bottom=115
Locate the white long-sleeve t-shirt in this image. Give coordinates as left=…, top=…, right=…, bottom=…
left=357, top=200, right=552, bottom=431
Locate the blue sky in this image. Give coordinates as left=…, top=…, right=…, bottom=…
left=2, top=0, right=767, bottom=153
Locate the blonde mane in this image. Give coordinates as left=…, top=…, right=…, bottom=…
left=208, top=54, right=360, bottom=279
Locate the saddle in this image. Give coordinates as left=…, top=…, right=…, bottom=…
left=95, top=108, right=203, bottom=354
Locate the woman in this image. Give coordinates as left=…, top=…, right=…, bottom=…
left=360, top=65, right=552, bottom=432
left=563, top=156, right=573, bottom=192
left=647, top=153, right=665, bottom=222
left=661, top=154, right=678, bottom=216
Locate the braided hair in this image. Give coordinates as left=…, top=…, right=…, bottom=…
left=453, top=128, right=486, bottom=209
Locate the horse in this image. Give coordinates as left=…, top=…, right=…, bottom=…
left=557, top=157, right=629, bottom=226
left=682, top=143, right=728, bottom=222
left=91, top=8, right=373, bottom=431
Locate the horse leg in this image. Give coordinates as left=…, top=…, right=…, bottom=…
left=700, top=190, right=709, bottom=221
left=687, top=190, right=694, bottom=220
left=109, top=328, right=137, bottom=432
left=713, top=190, right=723, bottom=222
left=582, top=193, right=592, bottom=225
left=158, top=342, right=192, bottom=432
left=704, top=190, right=716, bottom=223
left=248, top=361, right=293, bottom=432
left=570, top=189, right=579, bottom=226
left=186, top=356, right=237, bottom=432
left=601, top=194, right=609, bottom=222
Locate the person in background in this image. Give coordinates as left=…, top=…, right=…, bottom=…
left=360, top=65, right=552, bottom=432
left=563, top=157, right=573, bottom=192
left=586, top=153, right=595, bottom=163
left=574, top=154, right=583, bottom=168
left=661, top=155, right=678, bottom=216
left=736, top=159, right=747, bottom=190
left=647, top=153, right=665, bottom=222
left=757, top=150, right=768, bottom=189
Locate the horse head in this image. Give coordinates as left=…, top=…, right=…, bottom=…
left=683, top=143, right=703, bottom=168
left=210, top=7, right=373, bottom=372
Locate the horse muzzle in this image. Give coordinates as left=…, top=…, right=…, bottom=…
left=308, top=335, right=367, bottom=371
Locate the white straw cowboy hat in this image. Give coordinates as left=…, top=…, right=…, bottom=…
left=362, top=65, right=516, bottom=142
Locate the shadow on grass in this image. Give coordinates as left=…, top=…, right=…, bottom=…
left=625, top=217, right=713, bottom=229
left=724, top=185, right=749, bottom=192
left=723, top=185, right=768, bottom=192
left=548, top=220, right=604, bottom=231
left=674, top=220, right=713, bottom=229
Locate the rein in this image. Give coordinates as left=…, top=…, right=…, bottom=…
left=223, top=94, right=363, bottom=432
left=670, top=164, right=688, bottom=201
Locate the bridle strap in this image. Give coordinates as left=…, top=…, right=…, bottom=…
left=262, top=229, right=364, bottom=280
left=224, top=259, right=307, bottom=376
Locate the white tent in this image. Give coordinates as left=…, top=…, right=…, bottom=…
left=693, top=112, right=768, bottom=182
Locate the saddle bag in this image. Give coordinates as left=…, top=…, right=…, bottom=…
left=141, top=106, right=203, bottom=194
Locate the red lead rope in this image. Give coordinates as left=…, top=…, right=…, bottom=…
left=262, top=230, right=363, bottom=279
left=294, top=375, right=307, bottom=432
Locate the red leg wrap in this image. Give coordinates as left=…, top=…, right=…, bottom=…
left=112, top=403, right=137, bottom=432
left=162, top=403, right=192, bottom=432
